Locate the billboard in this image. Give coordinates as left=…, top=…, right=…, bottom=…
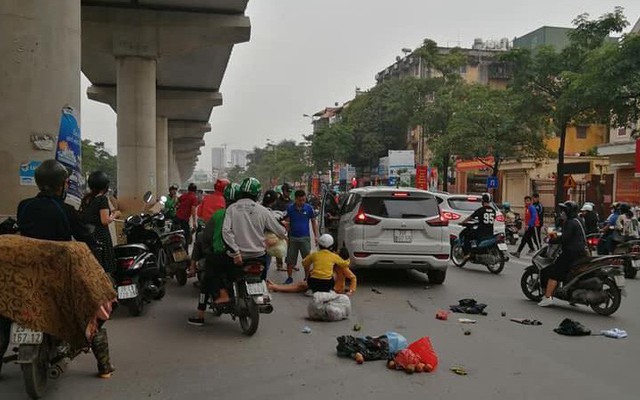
left=55, top=106, right=83, bottom=208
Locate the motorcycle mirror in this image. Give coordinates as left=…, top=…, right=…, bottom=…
left=143, top=191, right=153, bottom=204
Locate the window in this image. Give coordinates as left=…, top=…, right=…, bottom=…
left=361, top=196, right=439, bottom=219
left=617, top=127, right=627, bottom=137
left=576, top=125, right=588, bottom=139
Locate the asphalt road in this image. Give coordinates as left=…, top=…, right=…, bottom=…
left=1, top=249, right=639, bottom=400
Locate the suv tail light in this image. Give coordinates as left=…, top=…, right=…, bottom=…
left=354, top=207, right=381, bottom=225
left=442, top=211, right=461, bottom=221
left=427, top=213, right=449, bottom=227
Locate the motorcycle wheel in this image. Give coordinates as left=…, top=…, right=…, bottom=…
left=451, top=244, right=468, bottom=268
left=520, top=268, right=543, bottom=301
left=486, top=249, right=505, bottom=275
left=590, top=277, right=622, bottom=316
left=175, top=266, right=188, bottom=286
left=238, top=296, right=260, bottom=336
left=128, top=291, right=145, bottom=317
left=624, top=261, right=638, bottom=279
left=157, top=249, right=168, bottom=277
left=22, top=342, right=48, bottom=399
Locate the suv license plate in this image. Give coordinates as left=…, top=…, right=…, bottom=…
left=118, top=284, right=138, bottom=299
left=394, top=230, right=413, bottom=243
left=246, top=281, right=267, bottom=296
left=10, top=324, right=43, bottom=345
left=614, top=275, right=625, bottom=287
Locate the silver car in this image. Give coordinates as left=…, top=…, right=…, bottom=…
left=320, top=187, right=451, bottom=284
left=428, top=192, right=506, bottom=241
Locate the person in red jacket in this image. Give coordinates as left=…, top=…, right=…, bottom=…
left=176, top=183, right=199, bottom=245
left=197, top=178, right=229, bottom=223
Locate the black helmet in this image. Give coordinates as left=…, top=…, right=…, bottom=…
left=88, top=171, right=110, bottom=192
left=559, top=201, right=579, bottom=218
left=481, top=192, right=492, bottom=203
left=262, top=189, right=278, bottom=206
left=188, top=183, right=197, bottom=192
left=35, top=159, right=68, bottom=195
left=619, top=203, right=631, bottom=214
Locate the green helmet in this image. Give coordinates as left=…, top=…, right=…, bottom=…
left=240, top=177, right=261, bottom=197
left=224, top=183, right=241, bottom=203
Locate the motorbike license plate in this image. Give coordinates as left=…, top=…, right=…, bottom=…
left=172, top=249, right=188, bottom=262
left=497, top=243, right=508, bottom=251
left=10, top=324, right=43, bottom=345
left=394, top=230, right=413, bottom=243
left=246, top=281, right=267, bottom=296
left=117, top=284, right=138, bottom=299
left=614, top=275, right=625, bottom=288
left=632, top=259, right=640, bottom=269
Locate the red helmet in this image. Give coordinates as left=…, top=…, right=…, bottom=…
left=214, top=178, right=231, bottom=193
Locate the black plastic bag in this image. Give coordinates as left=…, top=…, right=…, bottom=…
left=336, top=335, right=389, bottom=361
left=553, top=318, right=591, bottom=336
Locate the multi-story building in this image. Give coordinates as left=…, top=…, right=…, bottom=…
left=311, top=105, right=345, bottom=134
left=230, top=149, right=250, bottom=169
left=211, top=147, right=226, bottom=172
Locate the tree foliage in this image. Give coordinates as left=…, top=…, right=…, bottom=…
left=245, top=140, right=312, bottom=186
left=81, top=139, right=117, bottom=187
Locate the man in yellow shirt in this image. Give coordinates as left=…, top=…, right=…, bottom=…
left=266, top=234, right=356, bottom=295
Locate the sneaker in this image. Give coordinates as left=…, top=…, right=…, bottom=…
left=537, top=297, right=554, bottom=307
left=510, top=251, right=520, bottom=258
left=283, top=277, right=293, bottom=285
left=187, top=317, right=205, bottom=326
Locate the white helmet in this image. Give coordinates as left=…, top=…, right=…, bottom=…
left=318, top=234, right=335, bottom=249
left=581, top=203, right=593, bottom=212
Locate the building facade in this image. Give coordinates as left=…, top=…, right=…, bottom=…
left=230, top=149, right=250, bottom=169
left=211, top=147, right=226, bottom=172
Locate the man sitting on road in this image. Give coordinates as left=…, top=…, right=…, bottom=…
left=460, top=193, right=496, bottom=259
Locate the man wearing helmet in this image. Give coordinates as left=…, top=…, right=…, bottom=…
left=197, top=178, right=229, bottom=223
left=580, top=203, right=599, bottom=235
left=600, top=202, right=621, bottom=254
left=615, top=203, right=640, bottom=242
left=9, top=160, right=115, bottom=378
left=538, top=201, right=588, bottom=307
left=459, top=193, right=496, bottom=257
left=222, top=177, right=287, bottom=271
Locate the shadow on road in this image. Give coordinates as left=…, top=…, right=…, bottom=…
left=353, top=268, right=430, bottom=288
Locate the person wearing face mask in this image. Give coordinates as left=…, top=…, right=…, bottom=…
left=537, top=201, right=588, bottom=307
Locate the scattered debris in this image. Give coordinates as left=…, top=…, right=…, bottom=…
left=436, top=310, right=449, bottom=320
left=371, top=288, right=383, bottom=294
left=353, top=324, right=362, bottom=332
left=600, top=328, right=628, bottom=339
left=510, top=318, right=542, bottom=326
left=354, top=352, right=364, bottom=364
left=553, top=318, right=591, bottom=336
left=458, top=318, right=476, bottom=324
left=463, top=330, right=472, bottom=336
left=501, top=311, right=507, bottom=317
left=407, top=300, right=421, bottom=312
left=336, top=335, right=389, bottom=361
left=450, top=298, right=488, bottom=315
left=301, top=325, right=312, bottom=334
left=386, top=331, right=408, bottom=355
left=450, top=366, right=468, bottom=376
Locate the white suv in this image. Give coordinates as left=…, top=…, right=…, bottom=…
left=320, top=187, right=451, bottom=284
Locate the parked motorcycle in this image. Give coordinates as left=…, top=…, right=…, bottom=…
left=520, top=244, right=626, bottom=316
left=451, top=221, right=509, bottom=274
left=210, top=258, right=273, bottom=336
left=505, top=213, right=522, bottom=245
left=2, top=324, right=85, bottom=399
left=586, top=232, right=640, bottom=279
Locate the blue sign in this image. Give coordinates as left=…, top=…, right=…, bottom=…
left=487, top=175, right=499, bottom=189
left=388, top=176, right=398, bottom=186
left=19, top=161, right=42, bottom=186
left=55, top=107, right=83, bottom=208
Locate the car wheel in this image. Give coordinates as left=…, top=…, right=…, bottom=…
left=427, top=270, right=446, bottom=284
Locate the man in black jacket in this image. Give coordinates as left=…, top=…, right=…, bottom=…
left=580, top=203, right=600, bottom=235
left=1, top=160, right=114, bottom=379
left=538, top=201, right=588, bottom=307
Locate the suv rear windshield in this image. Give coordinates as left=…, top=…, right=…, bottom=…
left=361, top=196, right=439, bottom=219
left=448, top=198, right=498, bottom=212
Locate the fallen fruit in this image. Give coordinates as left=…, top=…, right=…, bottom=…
left=387, top=360, right=396, bottom=370
left=355, top=353, right=364, bottom=364
left=353, top=324, right=362, bottom=332
left=415, top=363, right=425, bottom=373
left=405, top=364, right=416, bottom=374
left=425, top=363, right=434, bottom=372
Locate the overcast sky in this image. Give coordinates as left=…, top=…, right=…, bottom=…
left=82, top=0, right=640, bottom=173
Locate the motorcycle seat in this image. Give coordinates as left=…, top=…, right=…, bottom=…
left=477, top=237, right=497, bottom=248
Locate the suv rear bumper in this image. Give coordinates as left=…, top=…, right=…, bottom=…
left=350, top=253, right=449, bottom=270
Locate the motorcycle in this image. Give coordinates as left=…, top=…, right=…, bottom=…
left=451, top=221, right=509, bottom=274
left=210, top=258, right=273, bottom=336
left=520, top=243, right=626, bottom=316
left=2, top=324, right=85, bottom=399
left=113, top=192, right=168, bottom=316
left=586, top=232, right=640, bottom=279
left=505, top=213, right=522, bottom=245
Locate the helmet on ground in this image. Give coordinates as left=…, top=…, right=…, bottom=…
left=580, top=203, right=593, bottom=212
left=223, top=183, right=241, bottom=203
left=318, top=234, right=335, bottom=249
left=88, top=171, right=110, bottom=192
left=502, top=202, right=511, bottom=209
left=240, top=177, right=261, bottom=197
left=559, top=201, right=579, bottom=218
left=481, top=192, right=492, bottom=203
left=35, top=159, right=68, bottom=195
left=214, top=178, right=230, bottom=193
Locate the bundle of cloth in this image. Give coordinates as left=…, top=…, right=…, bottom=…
left=0, top=235, right=117, bottom=349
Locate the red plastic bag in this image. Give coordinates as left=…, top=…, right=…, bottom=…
left=393, top=349, right=421, bottom=369
left=407, top=337, right=438, bottom=372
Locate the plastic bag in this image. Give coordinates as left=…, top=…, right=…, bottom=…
left=393, top=349, right=422, bottom=369
left=336, top=335, right=389, bottom=361
left=407, top=337, right=439, bottom=372
left=265, top=231, right=287, bottom=259
left=308, top=292, right=351, bottom=321
left=384, top=331, right=408, bottom=355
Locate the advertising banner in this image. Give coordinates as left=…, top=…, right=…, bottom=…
left=19, top=161, right=42, bottom=186
left=415, top=165, right=428, bottom=190
left=55, top=106, right=83, bottom=208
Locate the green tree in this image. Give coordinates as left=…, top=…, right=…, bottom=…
left=81, top=139, right=117, bottom=188
left=245, top=140, right=312, bottom=187
left=226, top=165, right=247, bottom=183
left=503, top=7, right=629, bottom=203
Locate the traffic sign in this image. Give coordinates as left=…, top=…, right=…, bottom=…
left=487, top=175, right=499, bottom=189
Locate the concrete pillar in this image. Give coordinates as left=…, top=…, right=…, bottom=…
left=116, top=56, right=156, bottom=207
left=156, top=117, right=168, bottom=197
left=0, top=0, right=80, bottom=215
left=168, top=139, right=178, bottom=186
